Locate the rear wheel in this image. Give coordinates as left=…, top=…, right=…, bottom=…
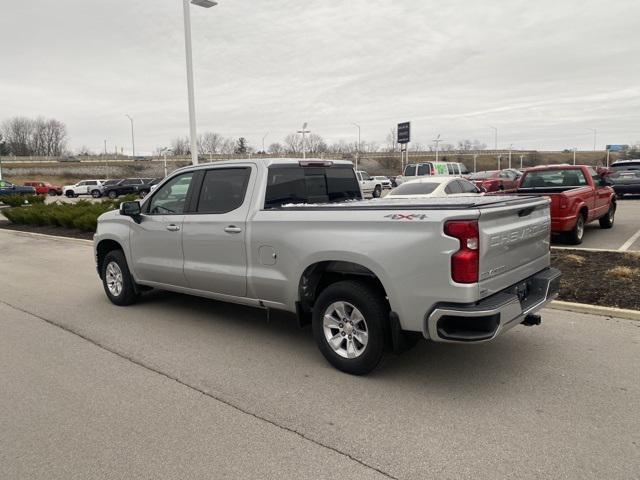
left=599, top=204, right=615, bottom=229
left=566, top=213, right=586, bottom=245
left=92, top=189, right=102, bottom=198
left=108, top=190, right=118, bottom=199
left=312, top=280, right=387, bottom=375
left=372, top=185, right=382, bottom=198
left=101, top=250, right=139, bottom=306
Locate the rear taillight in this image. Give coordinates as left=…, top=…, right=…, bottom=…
left=559, top=197, right=568, bottom=209
left=444, top=220, right=479, bottom=284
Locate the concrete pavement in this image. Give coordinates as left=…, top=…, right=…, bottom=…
left=0, top=230, right=639, bottom=479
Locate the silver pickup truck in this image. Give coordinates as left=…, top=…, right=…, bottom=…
left=94, top=159, right=560, bottom=374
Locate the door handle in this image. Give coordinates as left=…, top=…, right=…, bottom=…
left=224, top=225, right=242, bottom=234
left=166, top=224, right=180, bottom=232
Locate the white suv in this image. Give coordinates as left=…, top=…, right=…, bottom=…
left=63, top=180, right=104, bottom=198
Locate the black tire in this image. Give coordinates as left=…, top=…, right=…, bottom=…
left=47, top=189, right=56, bottom=196
left=65, top=190, right=74, bottom=198
left=101, top=250, right=139, bottom=306
left=108, top=190, right=118, bottom=199
left=92, top=189, right=102, bottom=198
left=372, top=185, right=382, bottom=198
left=312, top=280, right=387, bottom=375
left=566, top=212, right=586, bottom=245
left=599, top=203, right=615, bottom=229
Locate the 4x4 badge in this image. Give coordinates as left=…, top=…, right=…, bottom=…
left=384, top=213, right=428, bottom=220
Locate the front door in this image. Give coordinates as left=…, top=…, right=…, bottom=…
left=129, top=171, right=195, bottom=287
left=182, top=166, right=254, bottom=297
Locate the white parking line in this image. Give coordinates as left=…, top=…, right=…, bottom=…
left=618, top=229, right=640, bottom=251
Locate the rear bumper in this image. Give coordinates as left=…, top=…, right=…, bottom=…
left=424, top=267, right=561, bottom=343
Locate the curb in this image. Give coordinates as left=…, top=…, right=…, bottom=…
left=0, top=228, right=93, bottom=246
left=549, top=300, right=640, bottom=321
left=551, top=246, right=625, bottom=253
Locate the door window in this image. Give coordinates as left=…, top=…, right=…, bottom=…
left=447, top=164, right=455, bottom=174
left=147, top=172, right=194, bottom=215
left=404, top=165, right=416, bottom=176
left=196, top=168, right=251, bottom=214
left=417, top=164, right=431, bottom=176
left=458, top=179, right=479, bottom=193
left=445, top=180, right=462, bottom=194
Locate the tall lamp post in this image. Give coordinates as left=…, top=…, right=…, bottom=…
left=586, top=128, right=597, bottom=151
left=433, top=134, right=442, bottom=162
left=297, top=122, right=310, bottom=159
left=125, top=114, right=135, bottom=158
left=489, top=125, right=498, bottom=149
left=352, top=122, right=361, bottom=171
left=184, top=0, right=218, bottom=165
left=262, top=132, right=269, bottom=155
left=508, top=144, right=513, bottom=169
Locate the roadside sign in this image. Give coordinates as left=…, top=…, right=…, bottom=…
left=397, top=122, right=410, bottom=144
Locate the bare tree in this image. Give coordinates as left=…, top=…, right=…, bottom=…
left=268, top=142, right=284, bottom=154
left=198, top=131, right=224, bottom=155
left=1, top=117, right=34, bottom=155
left=220, top=138, right=236, bottom=155
left=171, top=136, right=190, bottom=155
left=457, top=139, right=487, bottom=151
left=284, top=133, right=302, bottom=154
left=385, top=127, right=397, bottom=152
left=305, top=133, right=327, bottom=154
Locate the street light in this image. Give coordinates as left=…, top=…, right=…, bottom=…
left=352, top=123, right=361, bottom=171
left=183, top=0, right=217, bottom=165
left=433, top=134, right=442, bottom=162
left=297, top=122, right=310, bottom=159
left=125, top=114, right=135, bottom=158
left=573, top=147, right=577, bottom=165
left=508, top=144, right=513, bottom=169
left=262, top=132, right=269, bottom=155
left=586, top=128, right=597, bottom=151
left=489, top=125, right=498, bottom=149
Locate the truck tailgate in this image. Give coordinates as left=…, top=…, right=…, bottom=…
left=477, top=198, right=551, bottom=298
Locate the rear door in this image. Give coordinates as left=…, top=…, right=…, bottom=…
left=181, top=165, right=254, bottom=297
left=477, top=198, right=551, bottom=298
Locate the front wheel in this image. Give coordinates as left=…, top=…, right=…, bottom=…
left=372, top=185, right=382, bottom=198
left=65, top=191, right=74, bottom=198
left=312, top=280, right=387, bottom=375
left=101, top=250, right=139, bottom=306
left=566, top=213, right=586, bottom=245
left=599, top=204, right=615, bottom=229
left=108, top=190, right=118, bottom=199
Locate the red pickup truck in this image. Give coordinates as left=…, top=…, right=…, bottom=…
left=516, top=165, right=616, bottom=244
left=23, top=181, right=63, bottom=196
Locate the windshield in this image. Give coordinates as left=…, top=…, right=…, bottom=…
left=390, top=182, right=439, bottom=195
left=521, top=169, right=588, bottom=188
left=469, top=171, right=497, bottom=180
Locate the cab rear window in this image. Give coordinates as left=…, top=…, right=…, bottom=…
left=264, top=165, right=361, bottom=209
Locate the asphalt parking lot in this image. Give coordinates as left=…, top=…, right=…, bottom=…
left=1, top=230, right=638, bottom=480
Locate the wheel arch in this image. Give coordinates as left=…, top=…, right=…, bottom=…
left=96, top=238, right=125, bottom=278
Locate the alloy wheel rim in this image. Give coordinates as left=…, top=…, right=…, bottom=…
left=323, top=301, right=369, bottom=359
left=105, top=261, right=123, bottom=297
left=577, top=217, right=584, bottom=239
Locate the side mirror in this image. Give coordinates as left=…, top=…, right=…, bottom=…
left=120, top=201, right=141, bottom=217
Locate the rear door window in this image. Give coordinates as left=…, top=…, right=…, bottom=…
left=265, top=165, right=361, bottom=209
left=445, top=180, right=462, bottom=194
left=417, top=164, right=431, bottom=176
left=404, top=165, right=416, bottom=176
left=196, top=168, right=251, bottom=214
left=447, top=164, right=455, bottom=174
left=458, top=180, right=479, bottom=193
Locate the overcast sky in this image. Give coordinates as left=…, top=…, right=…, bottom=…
left=1, top=0, right=639, bottom=154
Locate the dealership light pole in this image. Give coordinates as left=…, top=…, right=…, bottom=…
left=262, top=132, right=269, bottom=154
left=433, top=134, right=442, bottom=162
left=489, top=125, right=498, bottom=149
left=586, top=128, right=597, bottom=151
left=352, top=123, right=361, bottom=171
left=508, top=144, right=513, bottom=168
left=184, top=0, right=217, bottom=165
left=297, top=122, right=310, bottom=159
left=573, top=147, right=577, bottom=165
left=125, top=114, right=135, bottom=158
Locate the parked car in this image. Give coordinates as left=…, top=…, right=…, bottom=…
left=23, top=181, right=63, bottom=196
left=137, top=178, right=163, bottom=198
left=516, top=165, right=616, bottom=244
left=0, top=180, right=36, bottom=196
left=468, top=169, right=521, bottom=193
left=394, top=161, right=470, bottom=186
left=387, top=177, right=482, bottom=198
left=608, top=169, right=640, bottom=197
left=63, top=180, right=104, bottom=198
left=102, top=178, right=146, bottom=199
left=372, top=176, right=392, bottom=189
left=94, top=158, right=560, bottom=374
left=610, top=159, right=640, bottom=171
left=356, top=170, right=383, bottom=198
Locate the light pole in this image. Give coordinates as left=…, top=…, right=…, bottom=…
left=352, top=123, right=361, bottom=171
left=262, top=132, right=269, bottom=155
left=508, top=144, right=513, bottom=169
left=125, top=114, right=135, bottom=158
left=184, top=0, right=217, bottom=165
left=297, top=122, right=310, bottom=159
left=104, top=139, right=109, bottom=178
left=473, top=154, right=477, bottom=173
left=160, top=147, right=171, bottom=177
left=519, top=154, right=524, bottom=169
left=586, top=128, right=597, bottom=151
left=433, top=134, right=442, bottom=162
left=573, top=147, right=577, bottom=165
left=489, top=125, right=498, bottom=149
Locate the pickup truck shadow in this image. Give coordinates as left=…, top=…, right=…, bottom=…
left=133, top=289, right=552, bottom=392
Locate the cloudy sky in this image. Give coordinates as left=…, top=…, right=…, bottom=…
left=1, top=0, right=639, bottom=154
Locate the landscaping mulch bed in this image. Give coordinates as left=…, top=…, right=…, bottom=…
left=0, top=222, right=94, bottom=240
left=551, top=249, right=640, bottom=311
